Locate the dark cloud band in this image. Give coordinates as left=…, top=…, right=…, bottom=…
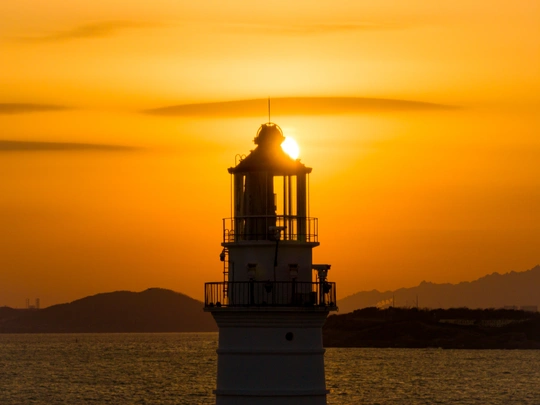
left=0, top=140, right=137, bottom=152
left=144, top=97, right=458, bottom=117
left=0, top=104, right=69, bottom=114
left=14, top=21, right=154, bottom=42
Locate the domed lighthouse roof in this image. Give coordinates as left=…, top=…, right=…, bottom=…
left=228, top=123, right=312, bottom=175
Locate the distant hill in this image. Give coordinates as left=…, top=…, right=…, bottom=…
left=338, top=265, right=540, bottom=313
left=0, top=288, right=217, bottom=333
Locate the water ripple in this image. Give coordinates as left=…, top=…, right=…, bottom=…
left=0, top=334, right=538, bottom=404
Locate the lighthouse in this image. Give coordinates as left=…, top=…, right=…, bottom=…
left=204, top=122, right=337, bottom=404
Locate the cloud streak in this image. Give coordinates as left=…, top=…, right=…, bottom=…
left=224, top=21, right=405, bottom=36
left=0, top=140, right=137, bottom=152
left=0, top=103, right=70, bottom=114
left=15, top=21, right=154, bottom=42
left=144, top=97, right=458, bottom=118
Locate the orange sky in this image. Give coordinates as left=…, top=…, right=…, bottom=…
left=1, top=1, right=539, bottom=307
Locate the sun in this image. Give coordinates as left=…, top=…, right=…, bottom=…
left=281, top=136, right=300, bottom=159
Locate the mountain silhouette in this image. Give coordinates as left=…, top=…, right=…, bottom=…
left=0, top=288, right=217, bottom=333
left=338, top=265, right=540, bottom=313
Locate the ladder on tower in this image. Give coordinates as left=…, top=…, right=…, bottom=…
left=221, top=248, right=230, bottom=297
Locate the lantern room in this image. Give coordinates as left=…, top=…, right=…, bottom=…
left=226, top=122, right=315, bottom=243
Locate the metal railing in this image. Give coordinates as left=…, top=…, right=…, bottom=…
left=204, top=281, right=336, bottom=309
left=222, top=216, right=318, bottom=243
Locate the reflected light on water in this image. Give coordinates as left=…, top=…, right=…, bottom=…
left=0, top=333, right=539, bottom=404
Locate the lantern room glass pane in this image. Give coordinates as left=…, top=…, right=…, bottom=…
left=273, top=176, right=283, bottom=215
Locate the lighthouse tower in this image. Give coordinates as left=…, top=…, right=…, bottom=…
left=204, top=122, right=337, bottom=404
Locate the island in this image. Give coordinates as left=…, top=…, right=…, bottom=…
left=323, top=307, right=540, bottom=349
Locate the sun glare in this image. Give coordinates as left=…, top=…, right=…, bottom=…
left=281, top=136, right=300, bottom=160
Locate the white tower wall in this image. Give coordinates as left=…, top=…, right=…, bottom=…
left=227, top=241, right=317, bottom=282
left=212, top=309, right=329, bottom=405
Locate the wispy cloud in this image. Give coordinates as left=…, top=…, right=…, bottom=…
left=224, top=21, right=404, bottom=36
left=0, top=103, right=70, bottom=114
left=15, top=21, right=155, bottom=42
left=0, top=140, right=137, bottom=152
left=143, top=97, right=458, bottom=118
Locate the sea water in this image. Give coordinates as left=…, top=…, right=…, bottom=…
left=0, top=333, right=538, bottom=404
